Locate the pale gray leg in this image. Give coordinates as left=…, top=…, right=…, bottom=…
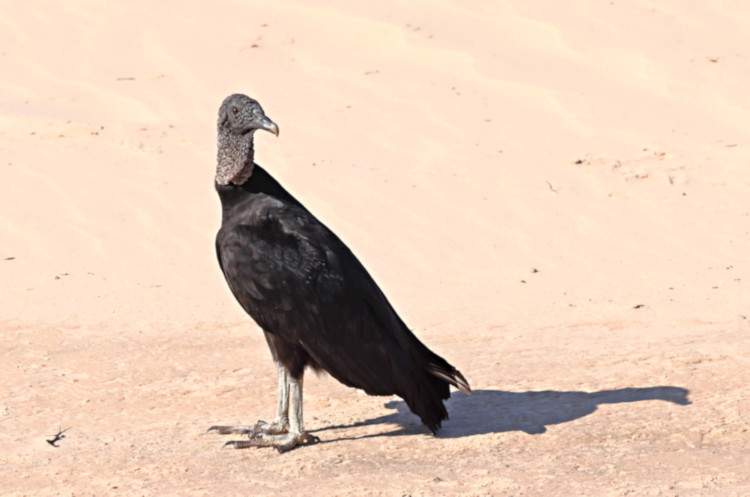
left=208, top=366, right=319, bottom=452
left=252, top=364, right=290, bottom=434
left=207, top=363, right=290, bottom=436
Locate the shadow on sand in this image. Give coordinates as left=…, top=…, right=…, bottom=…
left=312, top=386, right=690, bottom=441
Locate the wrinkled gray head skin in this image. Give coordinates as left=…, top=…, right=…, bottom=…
left=216, top=94, right=279, bottom=186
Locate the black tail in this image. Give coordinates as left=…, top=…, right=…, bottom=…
left=400, top=353, right=471, bottom=434
left=426, top=360, right=472, bottom=396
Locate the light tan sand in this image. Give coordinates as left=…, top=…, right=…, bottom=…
left=1, top=1, right=749, bottom=495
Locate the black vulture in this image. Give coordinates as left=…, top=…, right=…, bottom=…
left=208, top=94, right=471, bottom=452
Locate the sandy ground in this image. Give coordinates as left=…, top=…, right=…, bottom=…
left=2, top=1, right=750, bottom=495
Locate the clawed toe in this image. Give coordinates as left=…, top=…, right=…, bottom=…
left=206, top=424, right=258, bottom=435
left=299, top=432, right=320, bottom=444
left=251, top=419, right=288, bottom=435
left=207, top=419, right=288, bottom=437
left=219, top=431, right=320, bottom=452
left=208, top=419, right=316, bottom=451
left=276, top=431, right=319, bottom=452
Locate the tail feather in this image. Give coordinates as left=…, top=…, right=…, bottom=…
left=397, top=358, right=471, bottom=435
left=426, top=362, right=472, bottom=396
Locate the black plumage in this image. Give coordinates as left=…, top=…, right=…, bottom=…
left=209, top=94, right=470, bottom=452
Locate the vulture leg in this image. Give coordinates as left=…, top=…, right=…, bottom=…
left=251, top=363, right=291, bottom=435
left=207, top=364, right=290, bottom=436
left=208, top=369, right=318, bottom=452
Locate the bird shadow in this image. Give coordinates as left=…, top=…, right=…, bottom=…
left=311, top=386, right=690, bottom=442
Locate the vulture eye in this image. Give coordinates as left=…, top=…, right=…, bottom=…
left=231, top=106, right=239, bottom=116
